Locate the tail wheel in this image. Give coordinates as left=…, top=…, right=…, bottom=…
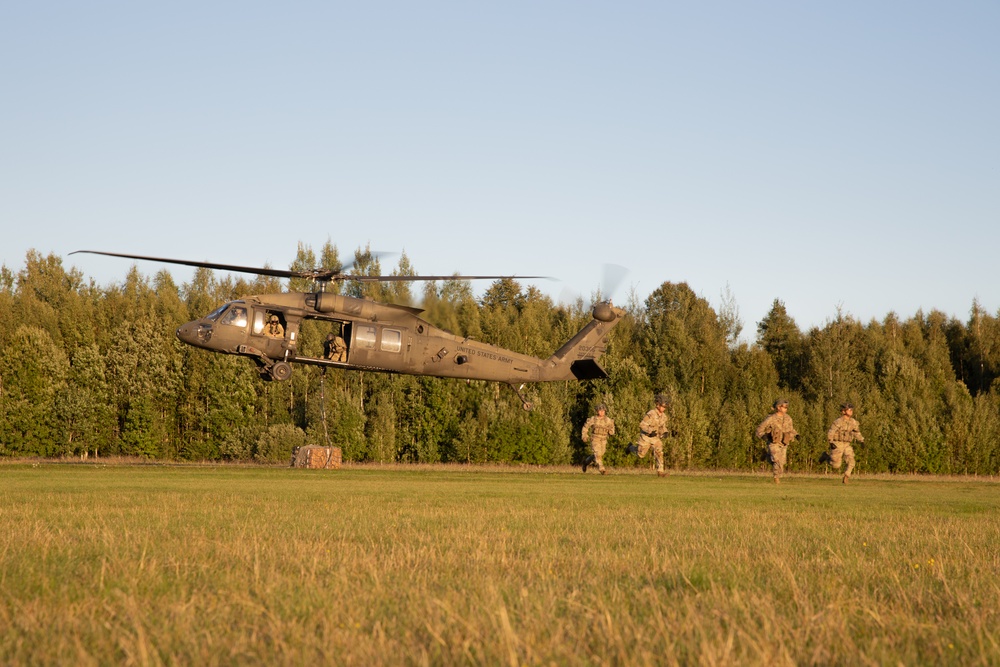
left=271, top=361, right=292, bottom=381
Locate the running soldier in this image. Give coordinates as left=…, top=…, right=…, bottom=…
left=581, top=403, right=615, bottom=474
left=626, top=394, right=670, bottom=477
left=826, top=402, right=864, bottom=484
left=755, top=398, right=798, bottom=484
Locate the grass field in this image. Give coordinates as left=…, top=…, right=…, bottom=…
left=1, top=462, right=998, bottom=666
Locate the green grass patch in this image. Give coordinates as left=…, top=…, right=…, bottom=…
left=1, top=464, right=998, bottom=665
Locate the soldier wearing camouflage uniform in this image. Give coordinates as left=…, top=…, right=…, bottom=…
left=826, top=402, right=864, bottom=484
left=324, top=330, right=347, bottom=362
left=755, top=398, right=798, bottom=484
left=627, top=394, right=670, bottom=477
left=581, top=403, right=615, bottom=474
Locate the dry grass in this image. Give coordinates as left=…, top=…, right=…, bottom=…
left=1, top=462, right=998, bottom=665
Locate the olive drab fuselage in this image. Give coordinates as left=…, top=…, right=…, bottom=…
left=69, top=249, right=622, bottom=406
left=175, top=291, right=624, bottom=388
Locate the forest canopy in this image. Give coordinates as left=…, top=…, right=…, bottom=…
left=2, top=245, right=998, bottom=474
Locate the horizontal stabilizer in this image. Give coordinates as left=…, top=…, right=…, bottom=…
left=570, top=359, right=608, bottom=380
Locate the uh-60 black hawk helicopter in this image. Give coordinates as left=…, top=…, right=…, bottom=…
left=71, top=250, right=625, bottom=409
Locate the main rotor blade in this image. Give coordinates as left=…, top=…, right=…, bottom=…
left=70, top=250, right=312, bottom=280
left=349, top=274, right=552, bottom=282
left=71, top=251, right=551, bottom=283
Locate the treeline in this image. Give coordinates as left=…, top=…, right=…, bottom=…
left=2, top=245, right=999, bottom=474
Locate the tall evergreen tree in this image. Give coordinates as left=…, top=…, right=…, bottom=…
left=0, top=326, right=69, bottom=456
left=105, top=317, right=179, bottom=457
left=347, top=244, right=387, bottom=301
left=947, top=300, right=1000, bottom=395
left=801, top=311, right=868, bottom=403
left=57, top=343, right=114, bottom=457
left=388, top=250, right=416, bottom=305
left=756, top=299, right=805, bottom=391
left=318, top=239, right=343, bottom=295
left=288, top=242, right=318, bottom=294
left=641, top=281, right=729, bottom=395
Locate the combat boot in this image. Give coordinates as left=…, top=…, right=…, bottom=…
left=582, top=455, right=595, bottom=473
left=626, top=445, right=639, bottom=456
left=842, top=474, right=849, bottom=484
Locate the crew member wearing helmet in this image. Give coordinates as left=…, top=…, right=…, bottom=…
left=627, top=393, right=670, bottom=477
left=581, top=403, right=615, bottom=475
left=826, top=402, right=865, bottom=484
left=755, top=399, right=798, bottom=484
left=324, top=329, right=347, bottom=362
left=265, top=314, right=285, bottom=339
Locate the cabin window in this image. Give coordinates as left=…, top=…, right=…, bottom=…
left=381, top=328, right=402, bottom=353
left=219, top=305, right=248, bottom=329
left=356, top=325, right=377, bottom=350
left=252, top=311, right=266, bottom=335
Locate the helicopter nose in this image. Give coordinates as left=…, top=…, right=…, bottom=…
left=176, top=321, right=205, bottom=346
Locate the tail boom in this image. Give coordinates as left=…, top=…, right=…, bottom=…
left=540, top=303, right=624, bottom=381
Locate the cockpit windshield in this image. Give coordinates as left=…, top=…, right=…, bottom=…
left=205, top=303, right=230, bottom=321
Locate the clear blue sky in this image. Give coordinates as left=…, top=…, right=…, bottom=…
left=2, top=2, right=997, bottom=336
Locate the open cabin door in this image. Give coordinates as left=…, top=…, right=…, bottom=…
left=247, top=307, right=292, bottom=359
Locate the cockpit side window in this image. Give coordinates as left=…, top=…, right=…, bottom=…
left=219, top=305, right=248, bottom=329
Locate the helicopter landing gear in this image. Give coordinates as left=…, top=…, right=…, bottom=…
left=507, top=383, right=533, bottom=411
left=270, top=361, right=293, bottom=382
left=252, top=356, right=293, bottom=382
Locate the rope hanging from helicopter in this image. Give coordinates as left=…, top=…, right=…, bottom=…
left=319, top=368, right=334, bottom=466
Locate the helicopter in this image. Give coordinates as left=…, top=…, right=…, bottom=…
left=70, top=250, right=625, bottom=409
